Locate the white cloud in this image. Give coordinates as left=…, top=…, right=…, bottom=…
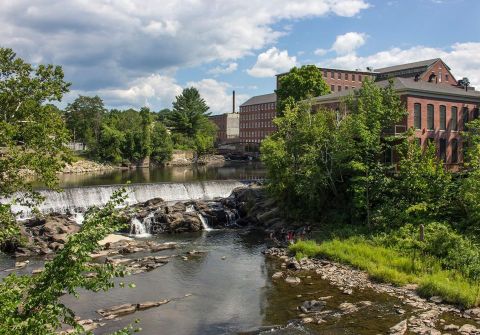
left=186, top=78, right=249, bottom=115
left=247, top=47, right=297, bottom=77
left=207, top=63, right=238, bottom=76
left=314, top=48, right=328, bottom=56
left=322, top=42, right=480, bottom=87
left=0, top=0, right=370, bottom=93
left=331, top=32, right=367, bottom=54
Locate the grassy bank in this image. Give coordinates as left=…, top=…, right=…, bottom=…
left=289, top=239, right=479, bottom=307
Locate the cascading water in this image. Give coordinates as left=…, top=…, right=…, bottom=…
left=186, top=204, right=213, bottom=231
left=6, top=180, right=243, bottom=219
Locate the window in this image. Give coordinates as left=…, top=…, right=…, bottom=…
left=324, top=70, right=327, bottom=77
left=345, top=73, right=349, bottom=80
left=445, top=74, right=449, bottom=82
left=474, top=108, right=479, bottom=120
left=331, top=85, right=335, bottom=92
left=338, top=86, right=342, bottom=92
left=337, top=72, right=341, bottom=79
left=352, top=74, right=356, bottom=81
left=414, top=103, right=422, bottom=129
left=440, top=105, right=446, bottom=130
left=331, top=71, right=334, bottom=78
left=451, top=106, right=458, bottom=131
left=451, top=139, right=458, bottom=163
left=463, top=107, right=469, bottom=129
left=427, top=104, right=434, bottom=130
left=345, top=86, right=349, bottom=90
left=439, top=138, right=446, bottom=162
left=358, top=75, right=362, bottom=81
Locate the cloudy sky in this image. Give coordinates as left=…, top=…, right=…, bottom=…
left=1, top=0, right=479, bottom=114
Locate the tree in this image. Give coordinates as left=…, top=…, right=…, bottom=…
left=275, top=65, right=330, bottom=115
left=168, top=87, right=211, bottom=137
left=342, top=78, right=407, bottom=226
left=139, top=107, right=153, bottom=158
left=261, top=100, right=341, bottom=217
left=64, top=95, right=106, bottom=149
left=151, top=122, right=173, bottom=164
left=0, top=48, right=71, bottom=246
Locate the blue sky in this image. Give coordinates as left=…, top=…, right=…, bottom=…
left=1, top=0, right=479, bottom=114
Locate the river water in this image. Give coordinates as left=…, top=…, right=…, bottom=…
left=0, top=163, right=456, bottom=334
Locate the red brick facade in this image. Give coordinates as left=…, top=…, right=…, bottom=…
left=239, top=93, right=277, bottom=145
left=320, top=68, right=374, bottom=93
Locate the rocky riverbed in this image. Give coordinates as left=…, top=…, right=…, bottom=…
left=265, top=247, right=480, bottom=335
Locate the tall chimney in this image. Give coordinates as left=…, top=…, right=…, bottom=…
left=232, top=90, right=236, bottom=113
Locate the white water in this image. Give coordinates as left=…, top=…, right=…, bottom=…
left=186, top=204, right=213, bottom=231
left=130, top=217, right=152, bottom=238
left=6, top=180, right=243, bottom=219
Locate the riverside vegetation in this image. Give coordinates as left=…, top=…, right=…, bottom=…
left=0, top=47, right=256, bottom=334
left=262, top=71, right=480, bottom=307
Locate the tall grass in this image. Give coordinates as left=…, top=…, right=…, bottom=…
left=289, top=238, right=480, bottom=307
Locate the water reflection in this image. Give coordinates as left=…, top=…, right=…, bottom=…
left=34, top=161, right=266, bottom=188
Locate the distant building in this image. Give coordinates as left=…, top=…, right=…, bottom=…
left=239, top=93, right=277, bottom=147
left=209, top=112, right=239, bottom=145
left=312, top=75, right=480, bottom=167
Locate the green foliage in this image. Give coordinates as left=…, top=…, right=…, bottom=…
left=290, top=238, right=480, bottom=307
left=0, top=190, right=137, bottom=334
left=0, top=47, right=71, bottom=245
left=261, top=101, right=341, bottom=217
left=275, top=65, right=330, bottom=114
left=151, top=122, right=173, bottom=163
left=65, top=95, right=106, bottom=148
left=167, top=87, right=211, bottom=137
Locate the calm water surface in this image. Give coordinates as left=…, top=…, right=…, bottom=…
left=42, top=161, right=265, bottom=188
left=0, top=230, right=412, bottom=335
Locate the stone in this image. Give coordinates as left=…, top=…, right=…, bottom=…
left=98, top=234, right=133, bottom=246
left=388, top=320, right=407, bottom=335
left=302, top=317, right=314, bottom=324
left=285, top=276, right=301, bottom=285
left=444, top=324, right=459, bottom=331
left=459, top=324, right=480, bottom=334
left=429, top=296, right=442, bottom=304
left=137, top=299, right=169, bottom=310
left=338, top=302, right=359, bottom=314
left=300, top=300, right=326, bottom=313
left=272, top=271, right=283, bottom=279
left=465, top=308, right=480, bottom=319
left=97, top=304, right=137, bottom=318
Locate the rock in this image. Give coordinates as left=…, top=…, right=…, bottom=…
left=15, top=260, right=29, bottom=269
left=302, top=317, right=314, bottom=324
left=459, top=324, right=480, bottom=334
left=285, top=276, right=301, bottom=285
left=99, top=234, right=133, bottom=246
left=338, top=302, right=359, bottom=314
left=465, top=308, right=480, bottom=319
left=342, top=288, right=353, bottom=295
left=444, top=324, right=459, bottom=331
left=272, top=272, right=283, bottom=279
left=286, top=260, right=301, bottom=271
left=429, top=296, right=442, bottom=304
left=389, top=320, right=407, bottom=335
left=97, top=303, right=137, bottom=318
left=221, top=256, right=227, bottom=260
left=396, top=308, right=406, bottom=315
left=137, top=299, right=169, bottom=310
left=300, top=300, right=326, bottom=313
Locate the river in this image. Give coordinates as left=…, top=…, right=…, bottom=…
left=0, top=163, right=471, bottom=334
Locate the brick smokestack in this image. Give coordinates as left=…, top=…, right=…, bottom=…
left=232, top=90, right=236, bottom=113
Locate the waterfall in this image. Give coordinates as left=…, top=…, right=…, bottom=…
left=186, top=204, right=212, bottom=231
left=130, top=217, right=151, bottom=237
left=6, top=180, right=243, bottom=219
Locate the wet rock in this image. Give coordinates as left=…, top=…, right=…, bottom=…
left=300, top=300, right=326, bottom=313
left=272, top=271, right=283, bottom=279
left=338, top=302, right=358, bottom=314
left=97, top=299, right=170, bottom=318
left=302, top=317, right=314, bottom=324
left=429, top=296, right=442, bottom=304
left=285, top=276, right=301, bottom=285
left=389, top=320, right=407, bottom=335
left=286, top=260, right=301, bottom=271
left=465, top=308, right=480, bottom=319
left=15, top=260, right=29, bottom=269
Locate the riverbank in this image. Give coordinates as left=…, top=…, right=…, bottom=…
left=265, top=247, right=480, bottom=334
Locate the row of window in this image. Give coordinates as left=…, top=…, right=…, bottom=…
left=240, top=112, right=275, bottom=121
left=413, top=104, right=479, bottom=131
left=330, top=85, right=356, bottom=92
left=417, top=137, right=459, bottom=163
left=240, top=121, right=274, bottom=129
left=240, top=102, right=275, bottom=112
left=324, top=70, right=363, bottom=82
left=240, top=130, right=273, bottom=138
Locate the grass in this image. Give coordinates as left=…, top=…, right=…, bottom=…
left=289, top=238, right=480, bottom=307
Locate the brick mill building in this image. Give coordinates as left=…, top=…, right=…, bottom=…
left=209, top=112, right=239, bottom=145
left=239, top=93, right=277, bottom=147
left=312, top=59, right=480, bottom=167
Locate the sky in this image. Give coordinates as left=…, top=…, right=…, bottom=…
left=1, top=0, right=479, bottom=115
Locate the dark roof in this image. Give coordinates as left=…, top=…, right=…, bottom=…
left=276, top=67, right=374, bottom=77
left=313, top=77, right=480, bottom=103
left=240, top=93, right=276, bottom=106
left=375, top=59, right=440, bottom=74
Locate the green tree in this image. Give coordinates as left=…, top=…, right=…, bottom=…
left=64, top=95, right=106, bottom=149
left=168, top=87, right=211, bottom=137
left=261, top=100, right=341, bottom=217
left=97, top=124, right=125, bottom=164
left=275, top=65, right=330, bottom=115
left=0, top=48, right=71, bottom=246
left=342, top=78, right=407, bottom=226
left=151, top=122, right=173, bottom=164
